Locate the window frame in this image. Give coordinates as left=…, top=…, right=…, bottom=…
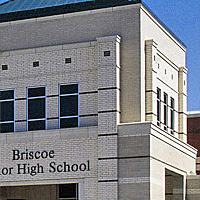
left=0, top=88, right=15, bottom=133
left=26, top=86, right=47, bottom=131
left=59, top=83, right=79, bottom=129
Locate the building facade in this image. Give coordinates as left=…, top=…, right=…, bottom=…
left=0, top=0, right=197, bottom=199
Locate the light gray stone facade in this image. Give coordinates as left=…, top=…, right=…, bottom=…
left=0, top=2, right=197, bottom=200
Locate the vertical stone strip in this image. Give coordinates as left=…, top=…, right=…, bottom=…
left=178, top=67, right=188, bottom=142
left=97, top=35, right=121, bottom=200
left=145, top=40, right=158, bottom=124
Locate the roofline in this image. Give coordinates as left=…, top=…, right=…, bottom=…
left=141, top=2, right=186, bottom=50
left=187, top=111, right=200, bottom=118
left=0, top=0, right=141, bottom=23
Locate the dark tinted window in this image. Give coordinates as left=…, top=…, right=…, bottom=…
left=0, top=90, right=14, bottom=100
left=164, top=93, right=168, bottom=128
left=28, top=98, right=45, bottom=119
left=2, top=65, right=8, bottom=70
left=0, top=123, right=14, bottom=133
left=28, top=87, right=45, bottom=97
left=0, top=101, right=14, bottom=122
left=60, top=118, right=78, bottom=129
left=59, top=183, right=78, bottom=199
left=28, top=120, right=45, bottom=131
left=65, top=57, right=71, bottom=64
left=171, top=98, right=175, bottom=130
left=60, top=84, right=78, bottom=95
left=60, top=96, right=78, bottom=117
left=33, top=61, right=39, bottom=67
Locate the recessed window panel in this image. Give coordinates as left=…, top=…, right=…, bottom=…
left=28, top=120, right=45, bottom=131
left=60, top=84, right=78, bottom=95
left=59, top=183, right=78, bottom=199
left=28, top=98, right=45, bottom=119
left=0, top=123, right=14, bottom=133
left=170, top=97, right=175, bottom=132
left=164, top=93, right=168, bottom=129
left=28, top=87, right=45, bottom=98
left=0, top=90, right=14, bottom=100
left=60, top=118, right=78, bottom=128
left=60, top=95, right=78, bottom=117
left=27, top=87, right=46, bottom=131
left=59, top=84, right=79, bottom=129
left=0, top=89, right=14, bottom=133
left=0, top=101, right=14, bottom=122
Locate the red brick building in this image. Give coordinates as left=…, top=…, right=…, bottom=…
left=188, top=111, right=200, bottom=174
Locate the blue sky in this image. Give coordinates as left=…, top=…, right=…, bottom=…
left=0, top=0, right=199, bottom=111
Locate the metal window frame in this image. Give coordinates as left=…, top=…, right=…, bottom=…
left=26, top=86, right=47, bottom=131
left=59, top=83, right=79, bottom=129
left=0, top=88, right=15, bottom=133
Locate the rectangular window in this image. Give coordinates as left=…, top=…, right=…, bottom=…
left=157, top=88, right=161, bottom=126
left=0, top=89, right=14, bottom=133
left=59, top=183, right=79, bottom=200
left=59, top=84, right=79, bottom=129
left=170, top=97, right=175, bottom=134
left=27, top=87, right=46, bottom=131
left=164, top=93, right=168, bottom=130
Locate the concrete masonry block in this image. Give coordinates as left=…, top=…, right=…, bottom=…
left=98, top=181, right=118, bottom=200
left=98, top=159, right=118, bottom=180
left=98, top=89, right=120, bottom=112
left=98, top=112, right=118, bottom=134
left=98, top=135, right=118, bottom=158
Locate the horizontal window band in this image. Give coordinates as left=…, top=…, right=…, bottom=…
left=80, top=114, right=98, bottom=117
left=98, top=87, right=120, bottom=91
left=79, top=91, right=98, bottom=95
left=0, top=121, right=14, bottom=124
left=98, top=110, right=120, bottom=114
left=15, top=92, right=98, bottom=100
left=98, top=133, right=118, bottom=137
left=98, top=156, right=150, bottom=160
left=16, top=115, right=98, bottom=122
left=98, top=180, right=118, bottom=183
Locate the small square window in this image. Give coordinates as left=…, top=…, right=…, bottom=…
left=33, top=61, right=39, bottom=67
left=104, top=51, right=110, bottom=57
left=65, top=58, right=72, bottom=64
left=2, top=65, right=8, bottom=70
